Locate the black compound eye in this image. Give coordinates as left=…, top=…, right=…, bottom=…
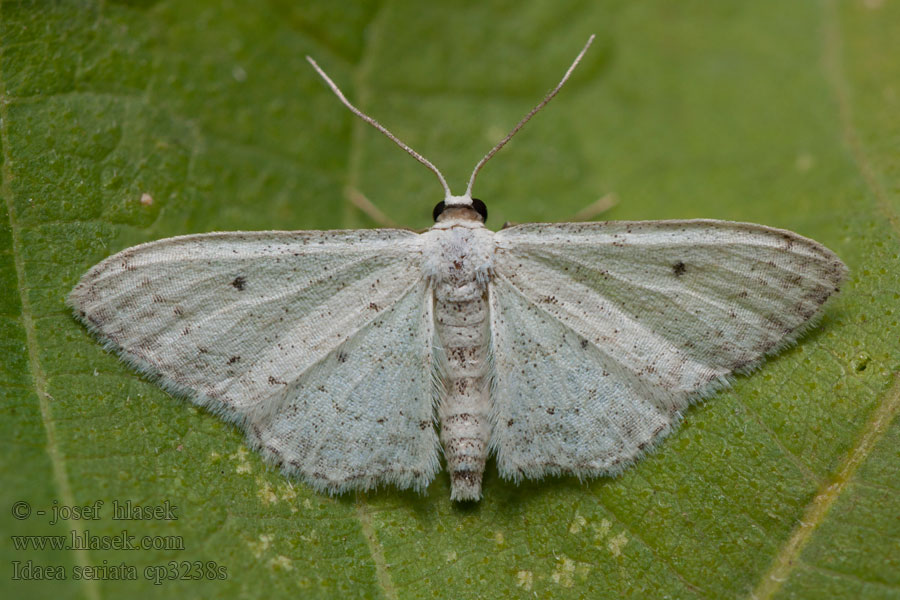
left=472, top=198, right=488, bottom=222
left=432, top=199, right=487, bottom=222
left=432, top=201, right=446, bottom=222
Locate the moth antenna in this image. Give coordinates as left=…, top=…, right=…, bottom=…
left=307, top=56, right=453, bottom=201
left=464, top=34, right=595, bottom=199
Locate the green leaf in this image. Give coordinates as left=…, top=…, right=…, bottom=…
left=2, top=1, right=897, bottom=598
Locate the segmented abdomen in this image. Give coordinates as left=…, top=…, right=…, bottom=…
left=434, top=294, right=491, bottom=501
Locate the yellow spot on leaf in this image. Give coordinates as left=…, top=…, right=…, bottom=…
left=516, top=570, right=533, bottom=591
left=607, top=531, right=629, bottom=557
left=298, top=529, right=319, bottom=543
left=592, top=518, right=612, bottom=544
left=551, top=556, right=576, bottom=587
left=255, top=479, right=298, bottom=506
left=569, top=513, right=586, bottom=534
left=279, top=482, right=297, bottom=502
left=230, top=446, right=253, bottom=474
left=493, top=531, right=505, bottom=546
left=257, top=479, right=278, bottom=504
left=248, top=533, right=273, bottom=558
left=269, top=555, right=293, bottom=571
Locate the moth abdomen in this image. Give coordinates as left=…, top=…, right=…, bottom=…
left=435, top=292, right=491, bottom=502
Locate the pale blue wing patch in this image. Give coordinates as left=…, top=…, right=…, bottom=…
left=247, top=280, right=439, bottom=493
left=488, top=276, right=672, bottom=481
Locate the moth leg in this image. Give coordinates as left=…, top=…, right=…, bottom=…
left=569, top=192, right=618, bottom=222
left=499, top=192, right=618, bottom=230
left=344, top=186, right=400, bottom=228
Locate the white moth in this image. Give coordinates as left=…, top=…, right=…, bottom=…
left=69, top=37, right=848, bottom=502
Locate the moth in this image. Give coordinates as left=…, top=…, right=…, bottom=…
left=69, top=37, right=847, bottom=501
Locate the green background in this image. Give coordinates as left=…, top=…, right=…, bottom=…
left=2, top=0, right=898, bottom=598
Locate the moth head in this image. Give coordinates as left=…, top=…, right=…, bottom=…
left=433, top=198, right=488, bottom=223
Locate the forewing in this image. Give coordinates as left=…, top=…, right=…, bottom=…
left=489, top=219, right=847, bottom=481
left=69, top=229, right=440, bottom=493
